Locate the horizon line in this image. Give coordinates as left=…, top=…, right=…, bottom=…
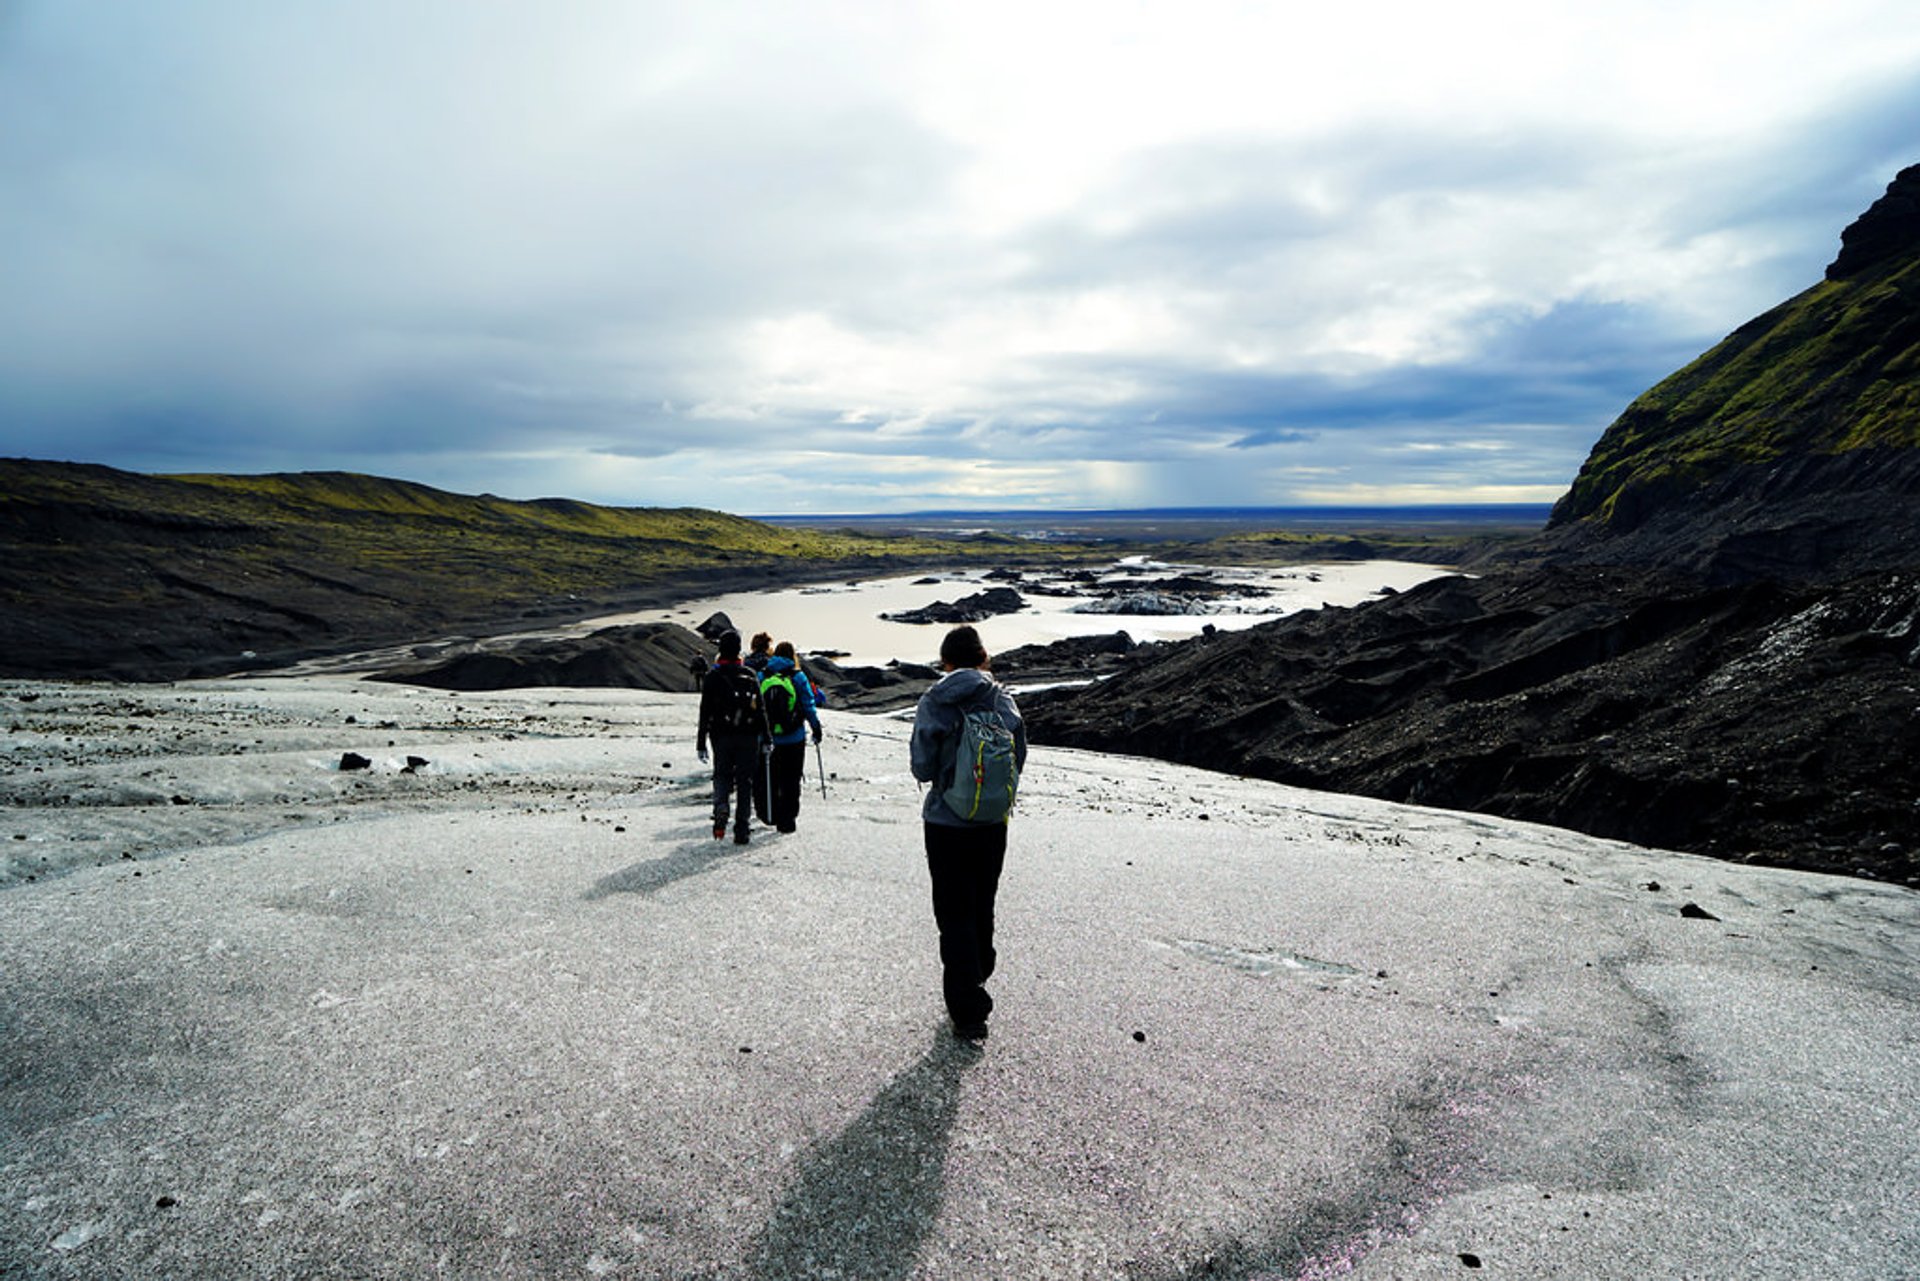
left=754, top=502, right=1557, bottom=520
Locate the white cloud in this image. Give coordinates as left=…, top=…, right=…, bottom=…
left=1291, top=482, right=1572, bottom=506
left=1, top=0, right=1916, bottom=510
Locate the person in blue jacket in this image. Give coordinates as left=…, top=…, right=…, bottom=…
left=760, top=640, right=823, bottom=833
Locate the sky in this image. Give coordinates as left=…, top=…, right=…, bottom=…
left=2, top=2, right=1917, bottom=514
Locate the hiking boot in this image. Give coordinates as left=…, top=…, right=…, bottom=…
left=734, top=831, right=750, bottom=846
left=713, top=825, right=726, bottom=840
left=777, top=822, right=796, bottom=834
left=952, top=1020, right=989, bottom=1042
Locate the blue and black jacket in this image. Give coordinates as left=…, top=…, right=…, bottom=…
left=760, top=655, right=823, bottom=746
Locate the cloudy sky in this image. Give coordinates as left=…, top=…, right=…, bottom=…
left=2, top=2, right=1916, bottom=514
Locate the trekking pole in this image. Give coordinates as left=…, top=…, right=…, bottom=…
left=814, top=737, right=828, bottom=797
left=762, top=742, right=773, bottom=825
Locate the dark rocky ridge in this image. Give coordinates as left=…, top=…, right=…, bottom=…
left=1025, top=569, right=1920, bottom=881
left=367, top=623, right=711, bottom=693
left=1827, top=163, right=1920, bottom=280
left=1537, top=446, right=1920, bottom=584
left=1027, top=168, right=1920, bottom=885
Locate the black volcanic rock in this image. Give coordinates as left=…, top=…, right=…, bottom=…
left=1027, top=568, right=1920, bottom=882
left=1543, top=447, right=1920, bottom=585
left=1827, top=164, right=1920, bottom=280
left=1072, top=591, right=1214, bottom=616
left=881, top=586, right=1025, bottom=625
left=802, top=656, right=928, bottom=711
left=992, top=631, right=1136, bottom=676
left=369, top=623, right=710, bottom=692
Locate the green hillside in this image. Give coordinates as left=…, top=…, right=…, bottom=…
left=0, top=460, right=1031, bottom=678
left=0, top=461, right=979, bottom=607
left=1551, top=264, right=1920, bottom=528
left=1552, top=165, right=1920, bottom=530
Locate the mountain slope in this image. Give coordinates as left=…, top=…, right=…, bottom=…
left=1028, top=166, right=1920, bottom=883
left=1542, top=164, right=1920, bottom=580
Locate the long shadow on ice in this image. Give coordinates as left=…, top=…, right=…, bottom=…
left=583, top=838, right=749, bottom=899
left=745, top=1029, right=980, bottom=1280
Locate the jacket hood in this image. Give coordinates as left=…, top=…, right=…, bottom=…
left=765, top=656, right=798, bottom=675
left=929, top=667, right=996, bottom=706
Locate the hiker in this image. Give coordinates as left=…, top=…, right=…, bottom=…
left=696, top=630, right=767, bottom=845
left=909, top=624, right=1026, bottom=1042
left=761, top=640, right=823, bottom=834
left=686, top=648, right=709, bottom=691
left=745, top=631, right=775, bottom=673
left=743, top=631, right=776, bottom=819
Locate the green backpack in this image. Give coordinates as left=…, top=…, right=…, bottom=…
left=760, top=671, right=799, bottom=737
left=941, top=705, right=1020, bottom=823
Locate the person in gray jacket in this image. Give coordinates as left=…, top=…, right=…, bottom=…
left=909, top=624, right=1028, bottom=1041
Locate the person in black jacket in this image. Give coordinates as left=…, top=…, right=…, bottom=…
left=696, top=630, right=767, bottom=845
left=745, top=631, right=774, bottom=672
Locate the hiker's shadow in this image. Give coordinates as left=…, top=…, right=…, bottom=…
left=746, top=1030, right=981, bottom=1280
left=584, top=836, right=750, bottom=900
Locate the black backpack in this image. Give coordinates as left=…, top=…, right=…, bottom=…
left=760, top=671, right=799, bottom=737
left=710, top=665, right=763, bottom=733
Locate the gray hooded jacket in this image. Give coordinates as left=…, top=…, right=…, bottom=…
left=910, top=667, right=1028, bottom=827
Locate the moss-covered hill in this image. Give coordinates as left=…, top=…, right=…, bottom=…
left=1545, top=165, right=1920, bottom=579
left=0, top=460, right=1019, bottom=679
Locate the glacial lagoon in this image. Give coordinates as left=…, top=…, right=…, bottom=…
left=600, top=558, right=1456, bottom=666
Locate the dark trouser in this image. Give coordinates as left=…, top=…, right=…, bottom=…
left=924, top=820, right=1008, bottom=1026
left=769, top=741, right=807, bottom=829
left=710, top=733, right=760, bottom=836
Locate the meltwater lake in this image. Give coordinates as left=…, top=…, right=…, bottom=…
left=598, top=558, right=1455, bottom=667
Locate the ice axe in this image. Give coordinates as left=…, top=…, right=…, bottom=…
left=814, top=736, right=828, bottom=798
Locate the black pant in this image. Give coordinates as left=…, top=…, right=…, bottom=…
left=924, top=821, right=1008, bottom=1026
left=709, top=733, right=760, bottom=836
left=769, top=741, right=807, bottom=829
